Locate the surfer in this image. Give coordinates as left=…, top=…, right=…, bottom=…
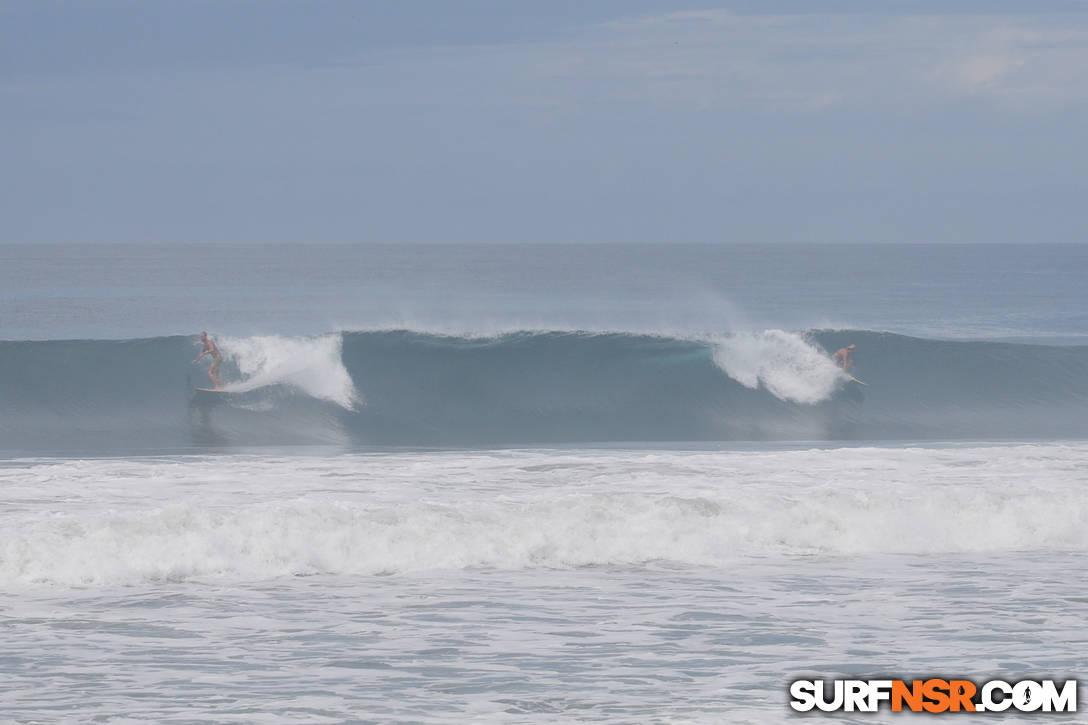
left=833, top=344, right=855, bottom=371
left=193, top=331, right=223, bottom=389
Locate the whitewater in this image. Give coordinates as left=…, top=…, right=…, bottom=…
left=5, top=445, right=1088, bottom=587
left=2, top=243, right=1087, bottom=723
left=2, top=445, right=1086, bottom=723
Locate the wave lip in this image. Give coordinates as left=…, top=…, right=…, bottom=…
left=2, top=328, right=1088, bottom=451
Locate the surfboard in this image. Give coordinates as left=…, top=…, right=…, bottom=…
left=850, top=376, right=869, bottom=386
left=194, top=387, right=229, bottom=393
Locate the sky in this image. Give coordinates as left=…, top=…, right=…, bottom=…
left=2, top=0, right=1087, bottom=244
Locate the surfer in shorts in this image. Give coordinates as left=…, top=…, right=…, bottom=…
left=193, top=331, right=224, bottom=389
left=833, top=344, right=855, bottom=371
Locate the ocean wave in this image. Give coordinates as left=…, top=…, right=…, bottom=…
left=1, top=329, right=1087, bottom=451
left=217, top=333, right=360, bottom=409
left=709, top=329, right=843, bottom=404
left=4, top=445, right=1086, bottom=587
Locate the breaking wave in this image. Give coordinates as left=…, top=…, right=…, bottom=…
left=2, top=329, right=1087, bottom=452
left=216, top=334, right=359, bottom=409
left=710, top=329, right=843, bottom=404
left=3, top=445, right=1087, bottom=587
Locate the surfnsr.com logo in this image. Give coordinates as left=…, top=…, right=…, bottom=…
left=789, top=679, right=1077, bottom=713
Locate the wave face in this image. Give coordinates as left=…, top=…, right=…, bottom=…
left=2, top=329, right=1087, bottom=452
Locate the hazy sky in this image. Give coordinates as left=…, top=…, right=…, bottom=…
left=3, top=1, right=1087, bottom=243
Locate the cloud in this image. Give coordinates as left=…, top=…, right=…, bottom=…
left=953, top=54, right=1025, bottom=87
left=5, top=5, right=1088, bottom=243
left=923, top=22, right=1088, bottom=108
left=526, top=10, right=1088, bottom=113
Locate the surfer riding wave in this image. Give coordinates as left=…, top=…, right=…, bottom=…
left=193, top=331, right=223, bottom=389
left=833, top=344, right=855, bottom=371
left=834, top=343, right=868, bottom=386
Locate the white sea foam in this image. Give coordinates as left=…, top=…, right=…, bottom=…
left=218, top=333, right=359, bottom=409
left=2, top=444, right=1086, bottom=588
left=3, top=444, right=1086, bottom=724
left=709, top=329, right=844, bottom=404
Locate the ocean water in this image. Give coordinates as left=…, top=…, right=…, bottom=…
left=1, top=243, right=1086, bottom=723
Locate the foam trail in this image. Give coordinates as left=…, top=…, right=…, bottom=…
left=710, top=330, right=843, bottom=404
left=218, top=333, right=359, bottom=409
